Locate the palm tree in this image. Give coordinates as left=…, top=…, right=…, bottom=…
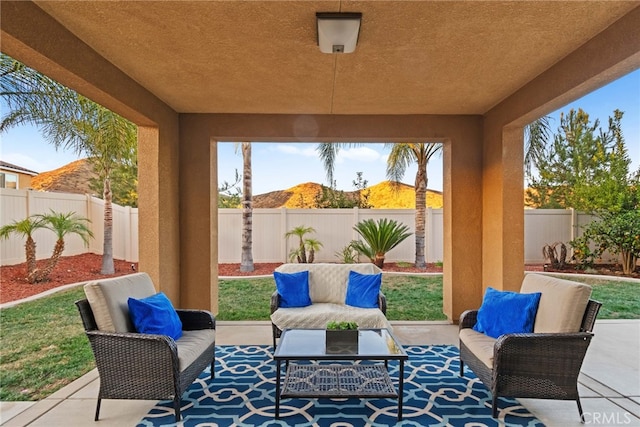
left=239, top=142, right=254, bottom=272
left=285, top=225, right=317, bottom=263
left=351, top=218, right=411, bottom=268
left=317, top=142, right=442, bottom=269
left=33, top=210, right=93, bottom=282
left=0, top=216, right=48, bottom=283
left=524, top=116, right=553, bottom=180
left=386, top=143, right=442, bottom=269
left=303, top=238, right=323, bottom=264
left=0, top=53, right=136, bottom=275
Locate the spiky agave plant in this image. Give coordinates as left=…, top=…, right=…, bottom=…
left=351, top=218, right=412, bottom=268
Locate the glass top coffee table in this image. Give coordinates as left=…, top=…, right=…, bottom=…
left=273, top=328, right=408, bottom=421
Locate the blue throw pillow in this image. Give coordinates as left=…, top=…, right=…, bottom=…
left=274, top=270, right=312, bottom=308
left=473, top=287, right=542, bottom=339
left=345, top=270, right=382, bottom=308
left=128, top=292, right=183, bottom=341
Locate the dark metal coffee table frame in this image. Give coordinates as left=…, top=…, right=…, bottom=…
left=273, top=328, right=408, bottom=421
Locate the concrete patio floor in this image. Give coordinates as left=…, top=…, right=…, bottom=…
left=1, top=320, right=639, bottom=426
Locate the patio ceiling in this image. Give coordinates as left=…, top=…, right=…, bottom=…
left=33, top=1, right=638, bottom=116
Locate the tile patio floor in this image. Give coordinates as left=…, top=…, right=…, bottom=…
left=1, top=319, right=638, bottom=426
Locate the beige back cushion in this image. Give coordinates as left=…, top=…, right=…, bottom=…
left=520, top=273, right=592, bottom=333
left=275, top=263, right=381, bottom=304
left=84, top=272, right=157, bottom=333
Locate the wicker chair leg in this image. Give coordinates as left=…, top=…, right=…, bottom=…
left=210, top=359, right=215, bottom=380
left=272, top=324, right=277, bottom=350
left=174, top=396, right=181, bottom=422
left=577, top=397, right=585, bottom=422
left=492, top=395, right=498, bottom=418
left=459, top=359, right=464, bottom=376
left=94, top=397, right=101, bottom=421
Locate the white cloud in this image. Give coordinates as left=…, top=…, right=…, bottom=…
left=336, top=146, right=382, bottom=163
left=275, top=144, right=317, bottom=157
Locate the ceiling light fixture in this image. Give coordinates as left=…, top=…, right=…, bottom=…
left=316, top=12, right=362, bottom=54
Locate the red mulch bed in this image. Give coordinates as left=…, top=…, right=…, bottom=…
left=0, top=253, right=139, bottom=304
left=0, top=254, right=442, bottom=304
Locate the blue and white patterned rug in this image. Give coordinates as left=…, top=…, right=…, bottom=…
left=137, top=345, right=543, bottom=427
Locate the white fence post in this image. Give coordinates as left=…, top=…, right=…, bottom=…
left=280, top=208, right=288, bottom=262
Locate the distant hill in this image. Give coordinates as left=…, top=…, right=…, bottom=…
left=30, top=160, right=444, bottom=209
left=253, top=181, right=443, bottom=209
left=30, top=159, right=98, bottom=195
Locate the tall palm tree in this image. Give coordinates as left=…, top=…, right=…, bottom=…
left=524, top=116, right=552, bottom=181
left=0, top=216, right=48, bottom=283
left=317, top=142, right=442, bottom=269
left=0, top=53, right=136, bottom=275
left=239, top=142, right=254, bottom=272
left=386, top=143, right=442, bottom=269
left=33, top=210, right=93, bottom=282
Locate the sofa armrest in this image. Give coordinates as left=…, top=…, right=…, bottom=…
left=176, top=309, right=216, bottom=330
left=270, top=291, right=281, bottom=314
left=459, top=309, right=478, bottom=330
left=378, top=292, right=387, bottom=314
left=494, top=332, right=593, bottom=377
left=86, top=330, right=179, bottom=371
left=85, top=330, right=180, bottom=393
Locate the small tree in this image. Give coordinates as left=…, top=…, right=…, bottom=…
left=218, top=170, right=242, bottom=208
left=285, top=225, right=322, bottom=263
left=526, top=109, right=637, bottom=212
left=580, top=210, right=640, bottom=275
left=351, top=218, right=412, bottom=268
left=0, top=216, right=48, bottom=283
left=0, top=211, right=93, bottom=283
left=33, top=211, right=93, bottom=282
left=313, top=172, right=372, bottom=209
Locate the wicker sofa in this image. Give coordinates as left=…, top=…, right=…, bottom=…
left=75, top=272, right=216, bottom=422
left=459, top=273, right=601, bottom=420
left=270, top=263, right=391, bottom=348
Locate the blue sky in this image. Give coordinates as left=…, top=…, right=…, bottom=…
left=1, top=70, right=638, bottom=194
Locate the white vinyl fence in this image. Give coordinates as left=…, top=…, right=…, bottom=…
left=1, top=188, right=602, bottom=267
left=0, top=189, right=138, bottom=266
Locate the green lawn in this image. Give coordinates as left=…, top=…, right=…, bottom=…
left=1, top=274, right=637, bottom=401
left=217, top=275, right=447, bottom=321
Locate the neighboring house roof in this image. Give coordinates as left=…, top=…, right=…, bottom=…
left=0, top=161, right=39, bottom=176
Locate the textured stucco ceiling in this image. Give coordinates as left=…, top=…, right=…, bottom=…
left=35, top=1, right=638, bottom=115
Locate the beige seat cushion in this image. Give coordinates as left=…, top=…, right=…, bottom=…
left=520, top=273, right=592, bottom=333
left=84, top=272, right=157, bottom=333
left=177, top=329, right=216, bottom=371
left=459, top=328, right=496, bottom=368
left=275, top=263, right=381, bottom=304
left=271, top=303, right=391, bottom=331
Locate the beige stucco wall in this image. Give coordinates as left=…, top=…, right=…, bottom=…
left=3, top=1, right=639, bottom=320
left=177, top=113, right=485, bottom=319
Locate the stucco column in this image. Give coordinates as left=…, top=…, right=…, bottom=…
left=138, top=124, right=181, bottom=302
left=482, top=123, right=525, bottom=292
left=442, top=120, right=484, bottom=322
left=179, top=116, right=218, bottom=313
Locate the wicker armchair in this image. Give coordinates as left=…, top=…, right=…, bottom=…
left=459, top=274, right=601, bottom=420
left=75, top=273, right=216, bottom=422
